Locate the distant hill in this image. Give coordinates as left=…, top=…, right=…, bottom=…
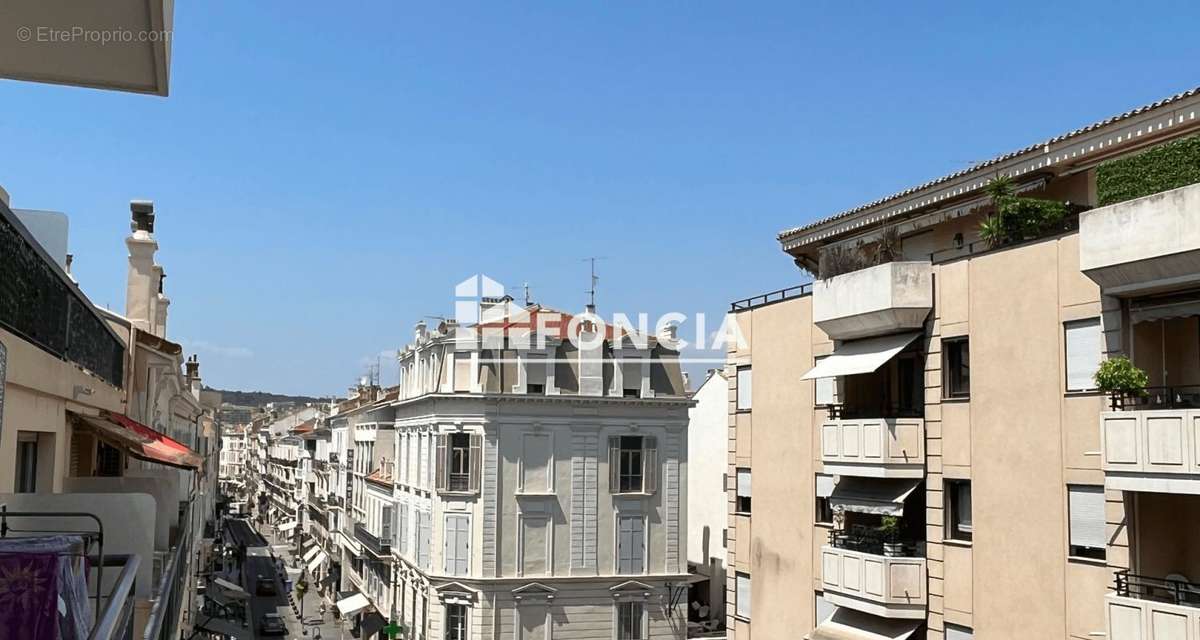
left=203, top=387, right=328, bottom=408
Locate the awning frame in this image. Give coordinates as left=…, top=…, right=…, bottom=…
left=802, top=332, right=922, bottom=381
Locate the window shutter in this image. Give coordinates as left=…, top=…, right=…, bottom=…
left=455, top=516, right=469, bottom=575
left=632, top=517, right=645, bottom=573
left=945, top=624, right=974, bottom=640
left=469, top=434, right=483, bottom=493
left=815, top=593, right=837, bottom=624
left=815, top=474, right=835, bottom=498
left=642, top=436, right=658, bottom=494
left=1066, top=319, right=1102, bottom=391
left=1069, top=485, right=1105, bottom=549
left=736, top=367, right=752, bottom=410
left=736, top=573, right=751, bottom=619
left=736, top=469, right=751, bottom=498
left=381, top=505, right=392, bottom=540
left=435, top=434, right=448, bottom=492
left=418, top=510, right=432, bottom=568
left=443, top=517, right=455, bottom=574
left=618, top=517, right=633, bottom=573
left=399, top=504, right=408, bottom=555
left=608, top=436, right=621, bottom=493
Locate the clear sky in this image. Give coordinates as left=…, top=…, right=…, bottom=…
left=3, top=2, right=1199, bottom=397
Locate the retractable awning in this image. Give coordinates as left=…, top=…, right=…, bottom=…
left=303, top=546, right=321, bottom=562
left=809, top=609, right=921, bottom=640
left=829, top=477, right=920, bottom=516
left=211, top=578, right=249, bottom=601
left=277, top=521, right=298, bottom=533
left=307, top=551, right=328, bottom=573
left=801, top=332, right=921, bottom=380
left=1131, top=293, right=1200, bottom=324
left=337, top=592, right=371, bottom=616
left=75, top=410, right=203, bottom=470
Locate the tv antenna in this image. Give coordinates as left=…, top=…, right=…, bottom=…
left=583, top=257, right=606, bottom=310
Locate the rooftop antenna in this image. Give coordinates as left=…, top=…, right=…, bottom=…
left=523, top=282, right=532, bottom=306
left=583, top=257, right=606, bottom=312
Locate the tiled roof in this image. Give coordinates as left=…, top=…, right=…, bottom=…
left=777, top=85, right=1200, bottom=242
left=474, top=304, right=651, bottom=343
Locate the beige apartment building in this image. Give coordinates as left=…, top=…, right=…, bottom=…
left=726, top=86, right=1200, bottom=640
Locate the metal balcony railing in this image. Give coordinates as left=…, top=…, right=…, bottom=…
left=354, top=522, right=390, bottom=556
left=1108, top=386, right=1200, bottom=411
left=0, top=201, right=125, bottom=387
left=88, top=554, right=141, bottom=640
left=827, top=527, right=921, bottom=558
left=1115, top=570, right=1200, bottom=608
left=730, top=283, right=812, bottom=311
left=825, top=404, right=924, bottom=420
left=143, top=510, right=193, bottom=640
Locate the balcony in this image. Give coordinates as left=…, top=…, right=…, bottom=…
left=354, top=522, right=391, bottom=557
left=812, top=261, right=933, bottom=340
left=1100, top=396, right=1200, bottom=494
left=0, top=0, right=172, bottom=95
left=820, top=537, right=926, bottom=619
left=1106, top=572, right=1200, bottom=640
left=821, top=416, right=924, bottom=478
left=1081, top=182, right=1200, bottom=297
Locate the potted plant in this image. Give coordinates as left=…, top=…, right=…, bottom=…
left=1094, top=356, right=1150, bottom=408
left=879, top=516, right=904, bottom=557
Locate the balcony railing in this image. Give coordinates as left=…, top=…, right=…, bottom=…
left=143, top=522, right=191, bottom=640
left=820, top=416, right=925, bottom=478
left=1108, top=386, right=1200, bottom=411
left=0, top=202, right=125, bottom=387
left=730, top=283, right=813, bottom=311
left=1100, top=406, right=1200, bottom=492
left=354, top=522, right=391, bottom=556
left=1116, top=570, right=1200, bottom=608
left=828, top=528, right=921, bottom=559
left=449, top=472, right=470, bottom=492
left=820, top=543, right=926, bottom=619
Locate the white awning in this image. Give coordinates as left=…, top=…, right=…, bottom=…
left=276, top=521, right=298, bottom=532
left=212, top=577, right=249, bottom=600
left=337, top=592, right=371, bottom=616
left=307, top=551, right=328, bottom=573
left=1131, top=297, right=1200, bottom=324
left=829, top=477, right=920, bottom=516
left=303, top=545, right=321, bottom=562
left=801, top=332, right=921, bottom=380
left=809, top=609, right=921, bottom=640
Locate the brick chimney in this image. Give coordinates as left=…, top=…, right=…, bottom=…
left=125, top=200, right=158, bottom=333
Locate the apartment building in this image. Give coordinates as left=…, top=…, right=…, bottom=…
left=686, top=370, right=728, bottom=634
left=219, top=424, right=249, bottom=511
left=1, top=195, right=217, bottom=639
left=726, top=86, right=1200, bottom=640
left=339, top=298, right=695, bottom=640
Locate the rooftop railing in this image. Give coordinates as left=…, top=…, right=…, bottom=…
left=1115, top=570, right=1200, bottom=608
left=0, top=200, right=125, bottom=387
left=730, top=283, right=812, bottom=311
left=1108, top=385, right=1200, bottom=411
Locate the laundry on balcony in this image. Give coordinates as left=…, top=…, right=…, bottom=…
left=801, top=332, right=922, bottom=380
left=808, top=608, right=920, bottom=640
left=0, top=535, right=93, bottom=640
left=73, top=410, right=203, bottom=470
left=829, top=477, right=920, bottom=516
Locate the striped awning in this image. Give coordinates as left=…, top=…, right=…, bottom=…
left=75, top=410, right=203, bottom=470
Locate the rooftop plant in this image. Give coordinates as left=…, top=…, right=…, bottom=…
left=1097, top=134, right=1200, bottom=207
left=978, top=174, right=1070, bottom=248
left=817, top=226, right=903, bottom=280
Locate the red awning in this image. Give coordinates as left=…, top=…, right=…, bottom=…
left=77, top=410, right=203, bottom=470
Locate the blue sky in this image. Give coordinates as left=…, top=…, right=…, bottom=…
left=3, top=2, right=1199, bottom=396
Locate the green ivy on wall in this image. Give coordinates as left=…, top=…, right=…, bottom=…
left=1097, top=134, right=1200, bottom=206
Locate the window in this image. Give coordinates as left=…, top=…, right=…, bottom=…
left=609, top=435, right=658, bottom=494
left=736, top=366, right=752, bottom=411
left=617, top=601, right=644, bottom=640
left=520, top=516, right=549, bottom=576
left=521, top=433, right=552, bottom=493
left=97, top=441, right=122, bottom=477
left=815, top=474, right=835, bottom=525
left=1065, top=318, right=1103, bottom=392
left=1068, top=485, right=1105, bottom=560
left=381, top=505, right=393, bottom=541
left=448, top=433, right=471, bottom=491
left=945, top=480, right=972, bottom=542
left=735, top=572, right=751, bottom=619
left=943, top=337, right=970, bottom=399
left=444, top=514, right=470, bottom=575
left=445, top=604, right=467, bottom=640
left=398, top=503, right=409, bottom=555
left=16, top=435, right=38, bottom=493
left=735, top=469, right=752, bottom=514
left=616, top=515, right=645, bottom=574
left=417, top=510, right=432, bottom=569
left=622, top=358, right=643, bottom=398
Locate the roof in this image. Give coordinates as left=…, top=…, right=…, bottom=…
left=365, top=466, right=393, bottom=486
left=777, top=85, right=1200, bottom=244
left=472, top=304, right=653, bottom=344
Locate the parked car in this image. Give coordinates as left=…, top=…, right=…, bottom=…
left=258, top=613, right=287, bottom=636
left=255, top=574, right=277, bottom=596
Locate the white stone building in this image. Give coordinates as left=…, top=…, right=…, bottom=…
left=685, top=370, right=727, bottom=633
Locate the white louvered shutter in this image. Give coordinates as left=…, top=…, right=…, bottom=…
left=1068, top=485, right=1106, bottom=550
left=1065, top=319, right=1102, bottom=391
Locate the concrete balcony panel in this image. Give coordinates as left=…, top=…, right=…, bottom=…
left=0, top=0, right=173, bottom=95
left=820, top=545, right=926, bottom=619
left=1107, top=593, right=1200, bottom=640
left=821, top=418, right=925, bottom=478
left=1081, top=182, right=1200, bottom=296
left=813, top=262, right=933, bottom=340
left=1102, top=409, right=1200, bottom=494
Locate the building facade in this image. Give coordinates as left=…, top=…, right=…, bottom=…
left=727, top=86, right=1200, bottom=640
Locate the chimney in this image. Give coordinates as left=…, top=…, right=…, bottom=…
left=578, top=307, right=604, bottom=396
left=125, top=200, right=158, bottom=332
left=414, top=320, right=428, bottom=344
left=153, top=269, right=170, bottom=338
left=0, top=184, right=8, bottom=207
left=186, top=355, right=202, bottom=395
